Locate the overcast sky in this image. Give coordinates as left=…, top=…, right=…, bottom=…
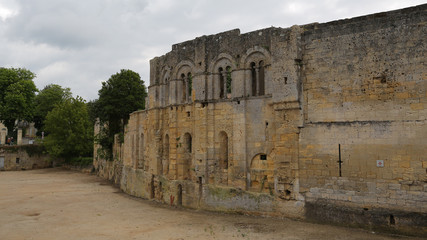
left=0, top=0, right=425, bottom=100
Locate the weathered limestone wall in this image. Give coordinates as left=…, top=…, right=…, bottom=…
left=94, top=4, right=426, bottom=236
left=93, top=122, right=124, bottom=185
left=0, top=146, right=52, bottom=170
left=298, top=6, right=427, bottom=231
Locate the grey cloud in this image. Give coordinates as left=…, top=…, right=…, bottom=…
left=0, top=0, right=425, bottom=100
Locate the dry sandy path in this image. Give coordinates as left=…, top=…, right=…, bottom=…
left=0, top=168, right=421, bottom=240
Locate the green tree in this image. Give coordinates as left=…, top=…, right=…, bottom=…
left=96, top=69, right=146, bottom=159
left=34, top=84, right=72, bottom=134
left=87, top=99, right=100, bottom=126
left=44, top=97, right=93, bottom=158
left=0, top=67, right=37, bottom=134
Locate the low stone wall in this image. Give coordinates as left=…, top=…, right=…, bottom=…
left=95, top=158, right=122, bottom=186
left=0, top=145, right=54, bottom=171
left=305, top=177, right=426, bottom=213
left=303, top=176, right=427, bottom=236
left=120, top=166, right=305, bottom=218
left=305, top=200, right=427, bottom=237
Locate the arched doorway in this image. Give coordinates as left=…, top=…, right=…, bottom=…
left=219, top=131, right=229, bottom=185
left=177, top=184, right=183, bottom=206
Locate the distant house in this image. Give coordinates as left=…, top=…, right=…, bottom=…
left=0, top=121, right=37, bottom=145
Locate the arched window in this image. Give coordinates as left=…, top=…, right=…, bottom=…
left=259, top=60, right=265, bottom=95
left=250, top=61, right=265, bottom=96
left=250, top=62, right=257, bottom=96
left=181, top=73, right=186, bottom=103
left=163, top=134, right=170, bottom=175
left=226, top=66, right=232, bottom=95
left=219, top=131, right=228, bottom=170
left=219, top=67, right=224, bottom=98
left=164, top=77, right=169, bottom=105
left=187, top=72, right=192, bottom=102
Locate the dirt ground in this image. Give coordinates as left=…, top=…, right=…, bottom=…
left=0, top=169, right=421, bottom=240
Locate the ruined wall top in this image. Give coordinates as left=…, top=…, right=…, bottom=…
left=146, top=4, right=426, bottom=109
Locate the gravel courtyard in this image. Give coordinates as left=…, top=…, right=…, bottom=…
left=0, top=168, right=420, bottom=240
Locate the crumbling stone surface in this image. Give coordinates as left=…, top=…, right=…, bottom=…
left=94, top=4, right=427, bottom=236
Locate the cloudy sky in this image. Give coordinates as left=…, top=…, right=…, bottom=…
left=0, top=0, right=425, bottom=100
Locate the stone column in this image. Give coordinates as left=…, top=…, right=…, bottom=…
left=255, top=68, right=260, bottom=96
left=186, top=78, right=189, bottom=103
left=17, top=128, right=22, bottom=145
left=0, top=130, right=5, bottom=145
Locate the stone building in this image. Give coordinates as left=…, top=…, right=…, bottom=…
left=94, top=4, right=426, bottom=235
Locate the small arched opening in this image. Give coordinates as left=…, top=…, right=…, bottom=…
left=177, top=184, right=183, bottom=206
left=226, top=66, right=232, bottom=96
left=181, top=73, right=186, bottom=103
left=250, top=62, right=257, bottom=96
left=259, top=60, right=265, bottom=95
left=219, top=67, right=224, bottom=98
left=187, top=72, right=192, bottom=102
left=164, top=77, right=169, bottom=105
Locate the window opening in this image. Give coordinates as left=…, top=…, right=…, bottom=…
left=187, top=72, right=192, bottom=101
left=251, top=62, right=257, bottom=96
left=177, top=184, right=183, bottom=206
left=259, top=60, right=265, bottom=95
left=219, top=67, right=224, bottom=98
left=226, top=66, right=232, bottom=95
left=181, top=73, right=186, bottom=103
left=389, top=214, right=395, bottom=225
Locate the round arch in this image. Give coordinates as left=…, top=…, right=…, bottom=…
left=240, top=46, right=271, bottom=68
left=173, top=60, right=196, bottom=79
left=208, top=52, right=237, bottom=73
